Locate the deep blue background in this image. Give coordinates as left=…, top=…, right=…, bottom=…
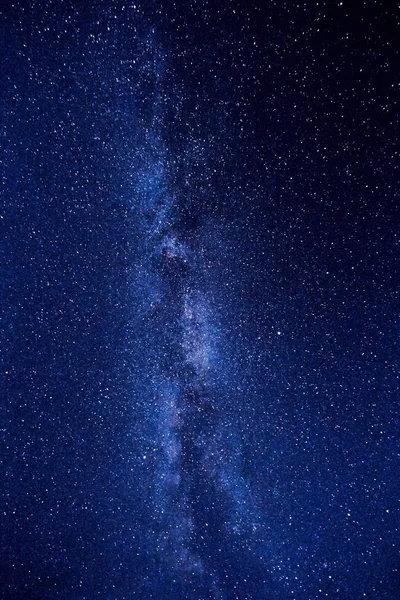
left=1, top=1, right=398, bottom=598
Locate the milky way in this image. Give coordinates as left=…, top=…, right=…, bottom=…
left=133, top=106, right=267, bottom=596
left=1, top=2, right=399, bottom=599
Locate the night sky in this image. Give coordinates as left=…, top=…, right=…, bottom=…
left=1, top=1, right=399, bottom=599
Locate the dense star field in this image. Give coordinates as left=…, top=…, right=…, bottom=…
left=1, top=1, right=399, bottom=599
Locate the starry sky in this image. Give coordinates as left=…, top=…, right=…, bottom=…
left=1, top=1, right=399, bottom=599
